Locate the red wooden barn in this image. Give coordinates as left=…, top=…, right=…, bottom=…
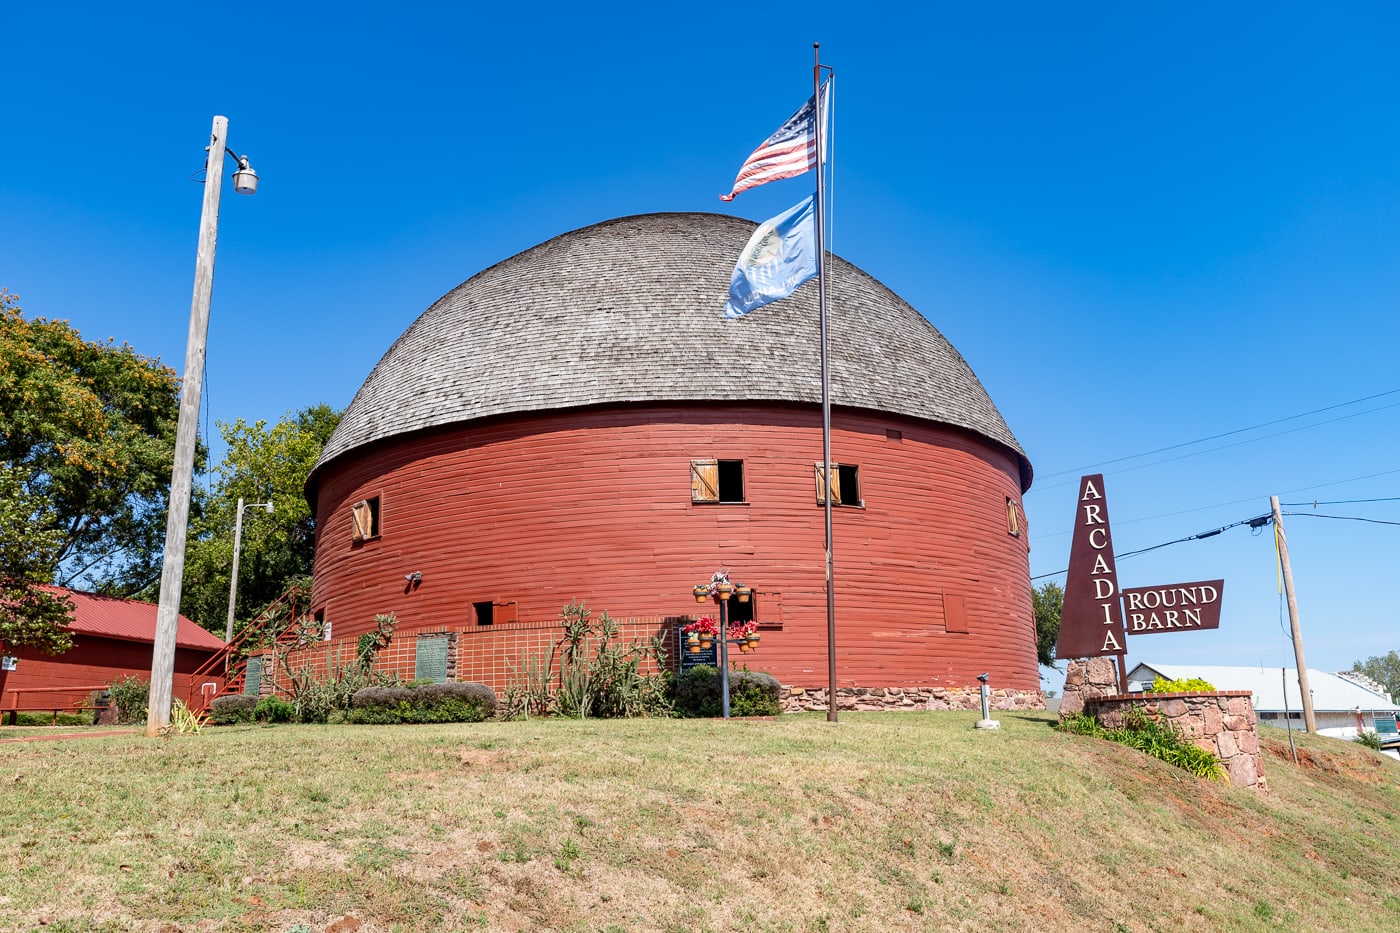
left=302, top=213, right=1041, bottom=710
left=0, top=587, right=226, bottom=719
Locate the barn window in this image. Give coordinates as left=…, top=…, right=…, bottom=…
left=351, top=496, right=381, bottom=541
left=814, top=462, right=862, bottom=506
left=415, top=635, right=450, bottom=683
left=691, top=459, right=745, bottom=504
left=1006, top=497, right=1021, bottom=536
left=315, top=608, right=330, bottom=642
left=474, top=601, right=494, bottom=626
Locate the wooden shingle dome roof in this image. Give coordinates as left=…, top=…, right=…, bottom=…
left=312, top=212, right=1031, bottom=490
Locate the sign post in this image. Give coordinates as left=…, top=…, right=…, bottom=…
left=1055, top=474, right=1227, bottom=691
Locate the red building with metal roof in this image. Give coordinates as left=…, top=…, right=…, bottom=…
left=0, top=587, right=226, bottom=718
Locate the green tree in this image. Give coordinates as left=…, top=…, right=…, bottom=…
left=1033, top=581, right=1063, bottom=667
left=0, top=288, right=181, bottom=597
left=175, top=405, right=341, bottom=635
left=1351, top=651, right=1400, bottom=701
left=0, top=465, right=73, bottom=654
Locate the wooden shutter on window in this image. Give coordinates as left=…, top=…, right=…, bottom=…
left=1006, top=498, right=1021, bottom=536
left=351, top=499, right=371, bottom=540
left=814, top=462, right=841, bottom=504
left=691, top=459, right=719, bottom=503
left=942, top=593, right=970, bottom=634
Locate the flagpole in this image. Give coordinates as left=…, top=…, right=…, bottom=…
left=813, top=43, right=837, bottom=723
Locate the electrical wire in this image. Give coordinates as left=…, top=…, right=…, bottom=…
left=1034, top=400, right=1400, bottom=493
left=1037, top=387, right=1400, bottom=481
left=1281, top=511, right=1400, bottom=527
left=1280, top=498, right=1400, bottom=507
left=1029, top=513, right=1271, bottom=580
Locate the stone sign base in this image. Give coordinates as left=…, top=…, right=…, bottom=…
left=1085, top=691, right=1268, bottom=792
left=1059, top=660, right=1267, bottom=792
left=782, top=685, right=1046, bottom=714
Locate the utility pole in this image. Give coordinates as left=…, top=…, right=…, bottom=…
left=147, top=117, right=229, bottom=736
left=1271, top=496, right=1316, bottom=733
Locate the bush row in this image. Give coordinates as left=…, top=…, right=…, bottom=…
left=210, top=681, right=498, bottom=725
left=671, top=665, right=781, bottom=718
left=342, top=681, right=498, bottom=724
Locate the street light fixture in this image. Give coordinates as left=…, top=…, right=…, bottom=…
left=225, top=498, right=274, bottom=642
left=147, top=115, right=258, bottom=737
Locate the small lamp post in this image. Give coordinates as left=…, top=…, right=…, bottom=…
left=225, top=498, right=275, bottom=642
left=975, top=672, right=1001, bottom=730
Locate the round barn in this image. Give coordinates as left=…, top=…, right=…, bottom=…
left=303, top=213, right=1041, bottom=710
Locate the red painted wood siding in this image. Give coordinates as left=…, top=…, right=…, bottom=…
left=1, top=637, right=221, bottom=709
left=310, top=404, right=1036, bottom=691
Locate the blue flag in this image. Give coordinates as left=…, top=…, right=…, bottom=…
left=723, top=195, right=818, bottom=319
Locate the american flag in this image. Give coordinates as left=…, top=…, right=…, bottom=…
left=720, top=82, right=829, bottom=202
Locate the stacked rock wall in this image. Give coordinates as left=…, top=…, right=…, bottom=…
left=783, top=685, right=1045, bottom=714
left=1086, top=691, right=1268, bottom=792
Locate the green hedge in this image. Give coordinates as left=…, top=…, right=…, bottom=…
left=209, top=694, right=258, bottom=724
left=671, top=666, right=781, bottom=718
left=346, top=681, right=497, bottom=724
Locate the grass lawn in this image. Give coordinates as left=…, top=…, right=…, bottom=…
left=1, top=711, right=1398, bottom=931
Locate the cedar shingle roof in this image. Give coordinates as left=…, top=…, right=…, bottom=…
left=312, top=212, right=1030, bottom=490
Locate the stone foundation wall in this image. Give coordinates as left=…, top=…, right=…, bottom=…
left=1085, top=691, right=1268, bottom=792
left=1059, top=657, right=1120, bottom=716
left=783, top=685, right=1046, bottom=714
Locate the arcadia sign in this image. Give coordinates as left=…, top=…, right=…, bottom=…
left=1054, top=475, right=1224, bottom=679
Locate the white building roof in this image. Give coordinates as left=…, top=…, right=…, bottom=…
left=1128, top=663, right=1400, bottom=714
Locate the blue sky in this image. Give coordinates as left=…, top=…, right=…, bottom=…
left=5, top=3, right=1398, bottom=685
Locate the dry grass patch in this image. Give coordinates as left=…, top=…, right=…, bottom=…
left=0, top=713, right=1398, bottom=931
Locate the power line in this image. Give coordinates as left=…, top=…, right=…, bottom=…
left=1036, top=387, right=1400, bottom=482
left=1281, top=511, right=1400, bottom=527
left=1281, top=497, right=1400, bottom=507
left=1032, top=467, right=1400, bottom=542
left=1035, top=400, right=1400, bottom=493
left=1029, top=513, right=1271, bottom=580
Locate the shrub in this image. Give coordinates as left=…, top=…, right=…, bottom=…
left=1057, top=705, right=1225, bottom=781
left=108, top=676, right=150, bottom=724
left=345, top=682, right=497, bottom=724
left=253, top=696, right=295, bottom=723
left=209, top=694, right=259, bottom=724
left=1355, top=729, right=1383, bottom=750
left=287, top=658, right=397, bottom=724
left=1151, top=676, right=1216, bottom=693
left=672, top=665, right=780, bottom=718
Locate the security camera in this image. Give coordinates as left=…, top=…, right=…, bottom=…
left=976, top=672, right=989, bottom=684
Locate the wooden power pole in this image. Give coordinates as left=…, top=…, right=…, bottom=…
left=1271, top=496, right=1316, bottom=733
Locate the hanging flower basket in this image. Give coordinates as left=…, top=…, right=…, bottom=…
left=716, top=582, right=734, bottom=600
left=735, top=584, right=752, bottom=603
left=747, top=632, right=761, bottom=649
left=686, top=632, right=700, bottom=654
left=693, top=585, right=710, bottom=603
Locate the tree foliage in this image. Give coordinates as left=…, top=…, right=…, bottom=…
left=0, top=288, right=182, bottom=648
left=1351, top=651, right=1400, bottom=701
left=0, top=465, right=73, bottom=653
left=174, top=404, right=340, bottom=635
left=1033, top=581, right=1063, bottom=667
